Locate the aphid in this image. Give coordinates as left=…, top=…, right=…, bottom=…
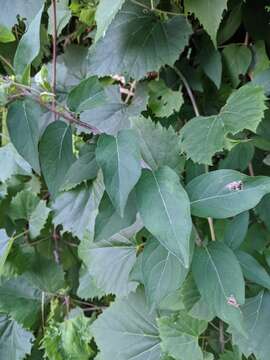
left=225, top=180, right=244, bottom=191
left=227, top=294, right=240, bottom=308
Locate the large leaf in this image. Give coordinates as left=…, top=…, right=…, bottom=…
left=13, top=5, right=43, bottom=75
left=53, top=177, right=104, bottom=240
left=158, top=311, right=207, bottom=360
left=29, top=200, right=50, bottom=239
left=92, top=289, right=161, bottom=360
left=80, top=85, right=147, bottom=135
left=39, top=121, right=75, bottom=198
left=0, top=315, right=34, bottom=360
left=186, top=169, right=270, bottom=218
left=192, top=242, right=245, bottom=333
left=235, top=250, right=270, bottom=290
left=88, top=0, right=192, bottom=79
left=0, top=0, right=43, bottom=28
left=7, top=99, right=43, bottom=173
left=223, top=211, right=249, bottom=250
left=95, top=0, right=126, bottom=42
left=141, top=238, right=188, bottom=309
left=180, top=84, right=266, bottom=164
left=132, top=116, right=182, bottom=171
left=185, top=0, right=228, bottom=45
left=136, top=166, right=192, bottom=267
left=96, top=129, right=141, bottom=216
left=229, top=291, right=270, bottom=360
left=80, top=220, right=141, bottom=297
left=94, top=191, right=137, bottom=242
left=0, top=276, right=42, bottom=328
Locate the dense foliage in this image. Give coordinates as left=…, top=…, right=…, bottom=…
left=0, top=0, right=270, bottom=359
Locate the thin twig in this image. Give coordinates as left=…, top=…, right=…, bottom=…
left=51, top=0, right=57, bottom=119
left=248, top=162, right=254, bottom=176
left=174, top=66, right=216, bottom=241
left=130, top=0, right=182, bottom=16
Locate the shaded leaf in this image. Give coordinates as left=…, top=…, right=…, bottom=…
left=88, top=0, right=192, bottom=79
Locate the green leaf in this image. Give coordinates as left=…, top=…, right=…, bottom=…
left=229, top=291, right=270, bottom=360
left=132, top=116, right=182, bottom=171
left=219, top=142, right=255, bottom=172
left=95, top=0, right=126, bottom=42
left=222, top=44, right=252, bottom=87
left=180, top=84, right=266, bottom=164
left=23, top=254, right=64, bottom=294
left=77, top=266, right=105, bottom=300
left=53, top=178, right=104, bottom=240
left=29, top=200, right=50, bottom=239
left=185, top=0, right=228, bottom=45
left=96, top=129, right=141, bottom=216
left=187, top=169, right=270, bottom=218
left=223, top=212, right=249, bottom=250
left=0, top=230, right=14, bottom=275
left=80, top=85, right=148, bottom=135
left=0, top=25, right=15, bottom=43
left=7, top=99, right=43, bottom=173
left=0, top=276, right=41, bottom=328
left=141, top=238, right=188, bottom=309
left=148, top=80, right=184, bottom=118
left=0, top=144, right=32, bottom=182
left=9, top=190, right=39, bottom=221
left=39, top=121, right=75, bottom=198
left=0, top=0, right=43, bottom=28
left=0, top=315, right=34, bottom=360
left=192, top=242, right=245, bottom=333
left=94, top=191, right=137, bottom=242
left=67, top=76, right=106, bottom=112
left=136, top=166, right=192, bottom=267
left=13, top=5, right=44, bottom=75
left=48, top=0, right=71, bottom=36
left=235, top=250, right=270, bottom=290
left=196, top=33, right=222, bottom=88
left=88, top=0, right=192, bottom=80
left=92, top=289, right=161, bottom=360
left=80, top=220, right=141, bottom=297
left=158, top=311, right=207, bottom=360
left=60, top=143, right=99, bottom=191
left=180, top=115, right=225, bottom=165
